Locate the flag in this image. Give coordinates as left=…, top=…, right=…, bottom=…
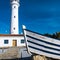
left=23, top=28, right=60, bottom=59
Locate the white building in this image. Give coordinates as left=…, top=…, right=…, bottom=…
left=0, top=34, right=25, bottom=48
left=0, top=0, right=25, bottom=48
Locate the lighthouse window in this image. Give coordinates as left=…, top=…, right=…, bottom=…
left=4, top=40, right=9, bottom=44
left=15, top=0, right=17, bottom=1
left=14, top=16, right=16, bottom=18
left=13, top=27, right=15, bottom=30
left=14, top=6, right=16, bottom=8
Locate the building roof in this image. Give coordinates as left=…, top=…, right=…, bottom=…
left=0, top=34, right=24, bottom=36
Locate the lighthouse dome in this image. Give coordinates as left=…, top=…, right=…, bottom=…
left=11, top=0, right=19, bottom=2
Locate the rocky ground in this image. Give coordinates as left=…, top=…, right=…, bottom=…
left=0, top=47, right=21, bottom=59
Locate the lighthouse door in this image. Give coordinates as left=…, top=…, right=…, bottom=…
left=12, top=40, right=17, bottom=47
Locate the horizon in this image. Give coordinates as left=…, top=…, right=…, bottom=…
left=0, top=0, right=60, bottom=34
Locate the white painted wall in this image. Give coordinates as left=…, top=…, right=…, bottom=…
left=11, top=0, right=19, bottom=34
left=0, top=36, right=25, bottom=48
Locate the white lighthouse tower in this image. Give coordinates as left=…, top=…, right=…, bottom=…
left=11, top=0, right=19, bottom=34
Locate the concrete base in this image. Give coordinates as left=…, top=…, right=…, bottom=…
left=0, top=47, right=21, bottom=59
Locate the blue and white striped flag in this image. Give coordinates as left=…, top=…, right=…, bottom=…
left=23, top=26, right=60, bottom=59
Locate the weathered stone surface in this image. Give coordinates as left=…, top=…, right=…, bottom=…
left=0, top=47, right=21, bottom=59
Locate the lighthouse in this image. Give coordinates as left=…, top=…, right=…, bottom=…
left=10, top=0, right=19, bottom=34
left=0, top=0, right=25, bottom=48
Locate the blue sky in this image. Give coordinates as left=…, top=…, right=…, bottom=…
left=0, top=0, right=60, bottom=34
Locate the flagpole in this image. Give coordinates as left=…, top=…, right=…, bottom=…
left=22, top=25, right=30, bottom=54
